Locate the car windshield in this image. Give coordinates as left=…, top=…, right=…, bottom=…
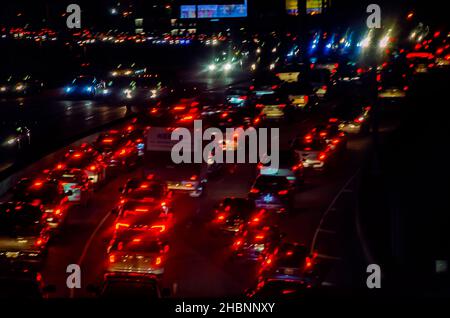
left=0, top=204, right=42, bottom=236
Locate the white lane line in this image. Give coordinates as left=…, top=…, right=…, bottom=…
left=69, top=210, right=113, bottom=298
left=310, top=168, right=361, bottom=252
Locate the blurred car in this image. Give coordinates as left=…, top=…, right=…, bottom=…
left=107, top=232, right=169, bottom=276
left=308, top=68, right=333, bottom=99
left=11, top=178, right=72, bottom=229
left=249, top=175, right=295, bottom=214
left=333, top=104, right=372, bottom=134
left=291, top=137, right=332, bottom=170
left=0, top=74, right=44, bottom=96
left=56, top=143, right=107, bottom=186
left=260, top=242, right=319, bottom=287
left=225, top=86, right=252, bottom=108
left=94, top=131, right=140, bottom=171
left=336, top=64, right=368, bottom=83
left=310, top=122, right=347, bottom=151
left=377, top=71, right=409, bottom=99
left=120, top=76, right=167, bottom=101
left=406, top=52, right=435, bottom=74
left=0, top=202, right=51, bottom=268
left=212, top=198, right=256, bottom=234
left=232, top=225, right=283, bottom=261
left=274, top=63, right=305, bottom=83
left=117, top=178, right=172, bottom=213
left=278, top=81, right=317, bottom=109
left=257, top=150, right=304, bottom=184
left=250, top=72, right=282, bottom=96
left=123, top=121, right=149, bottom=157
left=64, top=75, right=104, bottom=98
left=114, top=201, right=174, bottom=237
left=1, top=124, right=31, bottom=151
left=48, top=168, right=93, bottom=205
left=92, top=273, right=164, bottom=300
left=254, top=93, right=290, bottom=122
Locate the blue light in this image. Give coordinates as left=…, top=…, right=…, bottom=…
left=65, top=86, right=73, bottom=93
left=86, top=86, right=93, bottom=92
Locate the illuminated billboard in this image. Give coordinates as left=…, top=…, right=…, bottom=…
left=180, top=5, right=196, bottom=18
left=180, top=1, right=247, bottom=19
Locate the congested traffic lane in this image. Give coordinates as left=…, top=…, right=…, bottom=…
left=38, top=100, right=391, bottom=298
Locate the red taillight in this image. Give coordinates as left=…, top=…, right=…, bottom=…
left=354, top=116, right=365, bottom=124
left=305, top=256, right=312, bottom=268
left=250, top=188, right=260, bottom=194
left=155, top=257, right=162, bottom=266
left=35, top=238, right=44, bottom=246
left=89, top=165, right=97, bottom=171
left=377, top=86, right=382, bottom=91
left=329, top=117, right=338, bottom=123
left=321, top=85, right=327, bottom=91
left=249, top=85, right=255, bottom=90
left=119, top=148, right=127, bottom=156
left=403, top=85, right=409, bottom=91
left=190, top=175, right=198, bottom=181
left=278, top=190, right=288, bottom=195
left=271, top=85, right=278, bottom=90
left=109, top=254, right=116, bottom=263
left=318, top=152, right=326, bottom=161
left=240, top=95, right=248, bottom=100
left=234, top=239, right=242, bottom=247
left=331, top=138, right=340, bottom=145
left=115, top=223, right=129, bottom=230
left=151, top=225, right=166, bottom=232
left=217, top=214, right=226, bottom=221
left=55, top=209, right=62, bottom=215
left=256, top=103, right=264, bottom=108
left=255, top=235, right=265, bottom=240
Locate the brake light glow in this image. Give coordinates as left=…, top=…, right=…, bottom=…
left=318, top=152, right=326, bottom=161
left=135, top=208, right=149, bottom=212
left=278, top=190, right=288, bottom=195
left=109, top=254, right=116, bottom=263
left=115, top=223, right=130, bottom=230
left=151, top=225, right=166, bottom=232
left=305, top=256, right=312, bottom=268
left=102, top=139, right=113, bottom=143
left=89, top=165, right=97, bottom=171
left=155, top=257, right=162, bottom=265
left=250, top=188, right=260, bottom=194
left=403, top=86, right=409, bottom=91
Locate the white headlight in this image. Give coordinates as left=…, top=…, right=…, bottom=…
left=208, top=64, right=216, bottom=71
left=224, top=63, right=232, bottom=71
